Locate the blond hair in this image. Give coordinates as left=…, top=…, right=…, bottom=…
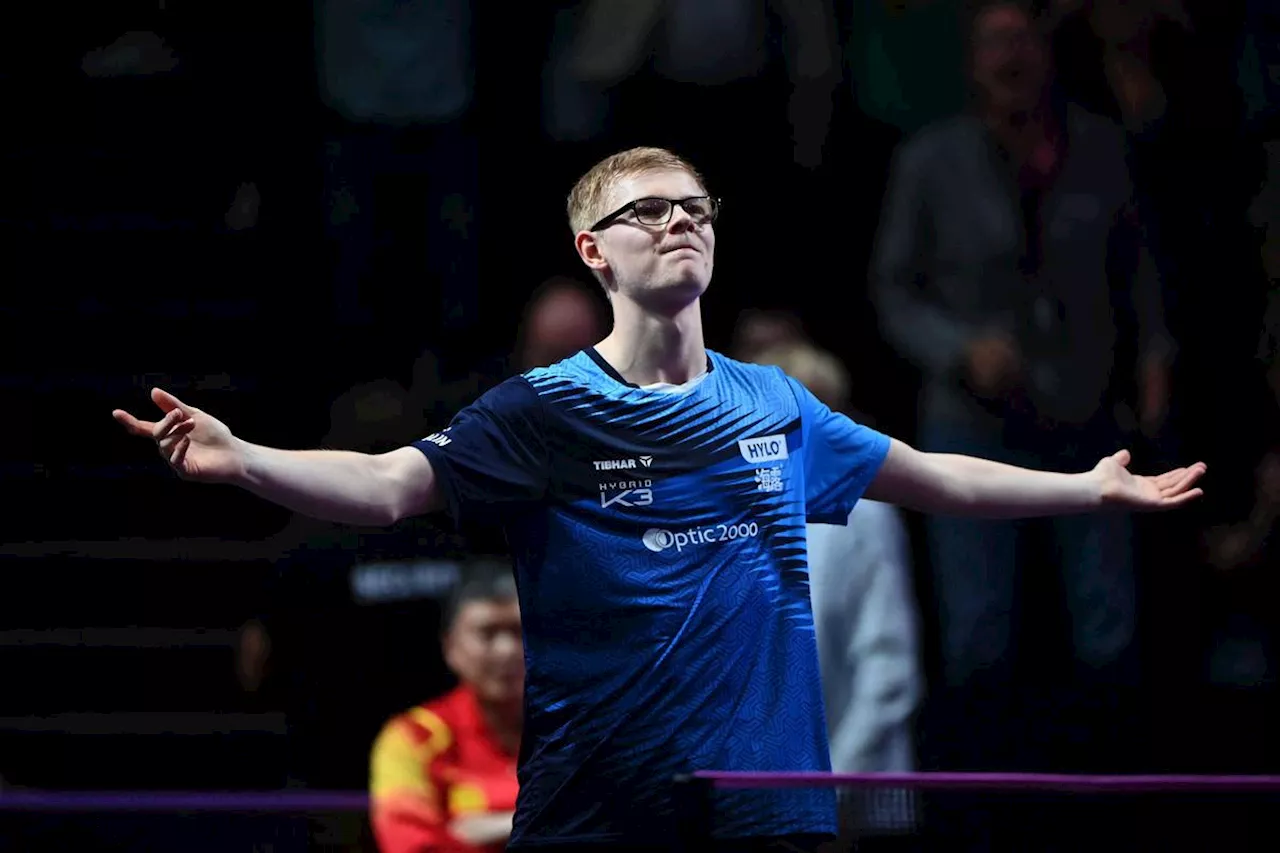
left=749, top=342, right=852, bottom=413
left=566, top=146, right=706, bottom=235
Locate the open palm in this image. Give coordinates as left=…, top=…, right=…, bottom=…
left=1094, top=449, right=1206, bottom=511
left=112, top=388, right=245, bottom=483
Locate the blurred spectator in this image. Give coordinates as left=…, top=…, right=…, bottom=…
left=370, top=567, right=523, bottom=853
left=745, top=339, right=923, bottom=844
left=512, top=276, right=611, bottom=372
left=1051, top=0, right=1261, bottom=486
left=728, top=308, right=808, bottom=362
left=870, top=0, right=1172, bottom=781
left=1049, top=0, right=1192, bottom=135
left=315, top=0, right=471, bottom=126
left=543, top=0, right=839, bottom=166
left=841, top=0, right=969, bottom=136
left=315, top=0, right=480, bottom=341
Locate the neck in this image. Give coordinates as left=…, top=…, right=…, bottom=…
left=479, top=698, right=522, bottom=754
left=983, top=100, right=1061, bottom=173
left=595, top=295, right=707, bottom=386
left=984, top=102, right=1045, bottom=137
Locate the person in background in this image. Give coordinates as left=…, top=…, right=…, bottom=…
left=870, top=0, right=1174, bottom=781
left=745, top=339, right=922, bottom=849
left=370, top=567, right=523, bottom=853
left=512, top=276, right=611, bottom=373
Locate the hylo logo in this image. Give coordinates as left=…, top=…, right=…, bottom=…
left=738, top=434, right=788, bottom=463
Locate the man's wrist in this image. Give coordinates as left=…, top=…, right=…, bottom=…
left=230, top=438, right=257, bottom=488
left=1079, top=469, right=1106, bottom=510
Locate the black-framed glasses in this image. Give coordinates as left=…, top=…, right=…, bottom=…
left=589, top=196, right=720, bottom=231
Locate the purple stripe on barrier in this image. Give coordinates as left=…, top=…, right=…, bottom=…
left=8, top=773, right=1280, bottom=813
left=0, top=791, right=370, bottom=812
left=694, top=772, right=1280, bottom=793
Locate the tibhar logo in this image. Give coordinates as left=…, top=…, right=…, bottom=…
left=638, top=455, right=653, bottom=467
left=642, top=522, right=760, bottom=553
left=738, top=434, right=788, bottom=463
left=600, top=479, right=654, bottom=509
left=593, top=459, right=636, bottom=471
left=421, top=430, right=452, bottom=448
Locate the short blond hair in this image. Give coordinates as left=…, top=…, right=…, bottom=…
left=749, top=342, right=852, bottom=413
left=566, top=146, right=706, bottom=235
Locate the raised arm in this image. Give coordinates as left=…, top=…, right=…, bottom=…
left=113, top=388, right=440, bottom=526
left=864, top=438, right=1205, bottom=518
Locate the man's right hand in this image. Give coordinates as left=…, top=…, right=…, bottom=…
left=965, top=334, right=1022, bottom=399
left=113, top=388, right=246, bottom=484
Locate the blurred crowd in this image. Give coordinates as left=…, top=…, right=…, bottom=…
left=6, top=0, right=1280, bottom=850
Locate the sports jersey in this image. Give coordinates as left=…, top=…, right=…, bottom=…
left=370, top=685, right=520, bottom=853
left=410, top=349, right=890, bottom=848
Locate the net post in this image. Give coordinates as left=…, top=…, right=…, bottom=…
left=673, top=772, right=713, bottom=853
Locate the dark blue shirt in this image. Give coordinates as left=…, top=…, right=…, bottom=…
left=411, top=349, right=890, bottom=847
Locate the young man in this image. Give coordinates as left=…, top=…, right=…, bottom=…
left=113, top=146, right=1205, bottom=853
left=370, top=568, right=523, bottom=853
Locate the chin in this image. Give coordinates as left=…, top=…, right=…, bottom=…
left=661, top=271, right=711, bottom=297
left=641, top=280, right=707, bottom=314
left=482, top=680, right=523, bottom=703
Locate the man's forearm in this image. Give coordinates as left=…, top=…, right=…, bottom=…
left=237, top=442, right=404, bottom=526
left=925, top=453, right=1101, bottom=518
left=869, top=443, right=1103, bottom=518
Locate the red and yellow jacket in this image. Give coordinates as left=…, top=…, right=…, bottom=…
left=370, top=686, right=519, bottom=853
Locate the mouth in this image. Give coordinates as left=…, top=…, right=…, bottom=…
left=662, top=245, right=699, bottom=255
left=997, top=66, right=1027, bottom=87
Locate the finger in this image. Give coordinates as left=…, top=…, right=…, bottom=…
left=1164, top=465, right=1206, bottom=496
left=112, top=409, right=157, bottom=438
left=1112, top=449, right=1132, bottom=468
left=151, top=387, right=190, bottom=415
left=1152, top=464, right=1204, bottom=490
left=158, top=420, right=195, bottom=454
left=151, top=408, right=187, bottom=441
left=1151, top=468, right=1190, bottom=489
left=1162, top=488, right=1204, bottom=507
left=169, top=435, right=190, bottom=469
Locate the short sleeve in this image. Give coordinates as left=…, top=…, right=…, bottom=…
left=788, top=377, right=891, bottom=525
left=409, top=377, right=552, bottom=526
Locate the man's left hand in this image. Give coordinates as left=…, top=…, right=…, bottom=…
left=1094, top=449, right=1205, bottom=511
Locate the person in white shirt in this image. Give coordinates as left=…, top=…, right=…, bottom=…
left=747, top=340, right=923, bottom=843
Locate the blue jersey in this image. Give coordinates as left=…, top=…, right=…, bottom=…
left=410, top=349, right=890, bottom=847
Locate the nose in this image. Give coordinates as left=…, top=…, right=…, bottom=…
left=492, top=630, right=521, bottom=659
left=667, top=204, right=697, bottom=233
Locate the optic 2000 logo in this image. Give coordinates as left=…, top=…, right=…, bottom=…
left=642, top=522, right=760, bottom=553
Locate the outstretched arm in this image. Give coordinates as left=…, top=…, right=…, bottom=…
left=864, top=438, right=1205, bottom=518
left=235, top=443, right=440, bottom=526
left=113, top=388, right=440, bottom=526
